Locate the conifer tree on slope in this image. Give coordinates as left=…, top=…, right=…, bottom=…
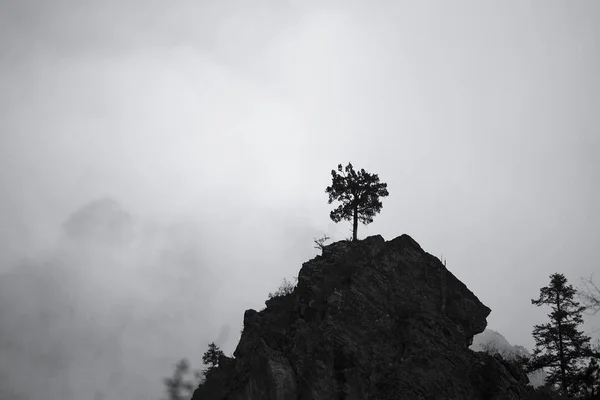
left=202, top=342, right=225, bottom=376
left=325, top=162, right=389, bottom=242
left=529, top=273, right=596, bottom=396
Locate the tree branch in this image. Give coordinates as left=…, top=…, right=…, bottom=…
left=578, top=274, right=600, bottom=315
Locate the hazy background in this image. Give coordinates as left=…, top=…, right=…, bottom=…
left=1, top=0, right=599, bottom=398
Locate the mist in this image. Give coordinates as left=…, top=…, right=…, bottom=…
left=1, top=1, right=599, bottom=399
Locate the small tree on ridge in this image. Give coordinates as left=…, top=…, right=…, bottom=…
left=325, top=162, right=389, bottom=241
left=202, top=342, right=225, bottom=376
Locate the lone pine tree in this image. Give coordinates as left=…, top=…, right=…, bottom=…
left=529, top=273, right=595, bottom=396
left=325, top=162, right=389, bottom=241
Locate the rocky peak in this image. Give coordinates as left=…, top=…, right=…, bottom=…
left=193, top=234, right=532, bottom=399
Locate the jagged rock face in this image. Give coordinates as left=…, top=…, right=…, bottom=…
left=193, top=234, right=532, bottom=400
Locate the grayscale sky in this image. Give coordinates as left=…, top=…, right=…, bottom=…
left=1, top=1, right=599, bottom=399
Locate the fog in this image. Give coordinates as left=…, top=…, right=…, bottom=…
left=1, top=1, right=599, bottom=398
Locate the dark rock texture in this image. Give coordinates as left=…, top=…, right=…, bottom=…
left=192, top=234, right=532, bottom=400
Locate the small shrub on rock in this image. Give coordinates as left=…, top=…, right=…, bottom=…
left=268, top=278, right=296, bottom=299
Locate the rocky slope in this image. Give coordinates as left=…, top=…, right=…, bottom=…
left=192, top=234, right=533, bottom=399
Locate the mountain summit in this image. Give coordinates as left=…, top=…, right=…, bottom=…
left=193, top=234, right=532, bottom=399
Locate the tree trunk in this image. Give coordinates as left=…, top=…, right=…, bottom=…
left=557, top=291, right=567, bottom=395
left=352, top=206, right=358, bottom=241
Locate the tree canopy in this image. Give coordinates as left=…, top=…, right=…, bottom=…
left=325, top=162, right=389, bottom=241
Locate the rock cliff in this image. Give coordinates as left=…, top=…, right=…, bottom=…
left=192, top=234, right=532, bottom=399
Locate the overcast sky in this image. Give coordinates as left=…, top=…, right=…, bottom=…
left=1, top=1, right=599, bottom=399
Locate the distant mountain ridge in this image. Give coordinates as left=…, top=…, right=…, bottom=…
left=0, top=197, right=221, bottom=400
left=471, top=329, right=546, bottom=388
left=61, top=197, right=134, bottom=245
